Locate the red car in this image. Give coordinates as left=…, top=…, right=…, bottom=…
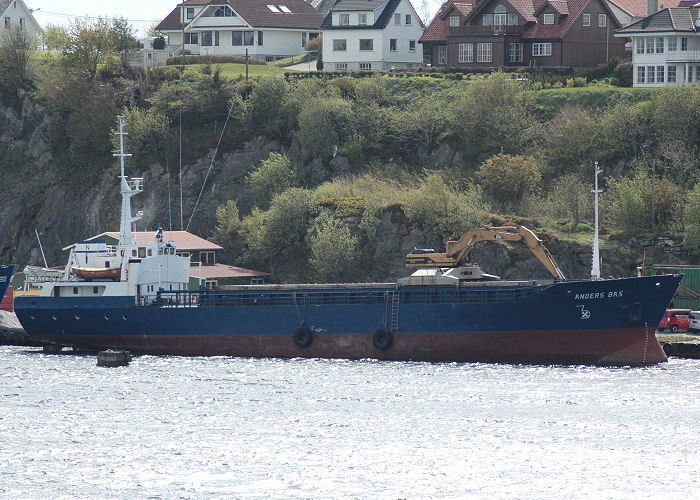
left=658, top=309, right=691, bottom=333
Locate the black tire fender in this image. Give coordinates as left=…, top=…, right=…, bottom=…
left=373, top=329, right=392, bottom=350
left=662, top=342, right=673, bottom=357
left=293, top=327, right=313, bottom=348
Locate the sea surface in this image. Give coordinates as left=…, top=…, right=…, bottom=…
left=1, top=346, right=699, bottom=499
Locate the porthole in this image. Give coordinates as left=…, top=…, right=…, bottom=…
left=74, top=314, right=80, bottom=320
left=104, top=314, right=110, bottom=320
left=122, top=314, right=128, bottom=320
left=52, top=315, right=57, bottom=321
left=30, top=315, right=35, bottom=320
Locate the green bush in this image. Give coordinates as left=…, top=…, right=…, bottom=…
left=247, top=153, right=296, bottom=209
left=307, top=211, right=360, bottom=282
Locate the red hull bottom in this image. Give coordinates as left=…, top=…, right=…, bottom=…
left=40, top=327, right=667, bottom=366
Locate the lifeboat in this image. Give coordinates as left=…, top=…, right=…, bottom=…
left=72, top=266, right=121, bottom=280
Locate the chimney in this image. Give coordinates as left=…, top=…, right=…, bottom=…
left=647, top=0, right=658, bottom=16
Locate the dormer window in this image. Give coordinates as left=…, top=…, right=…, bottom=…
left=214, top=6, right=235, bottom=17
left=359, top=13, right=367, bottom=25
left=340, top=13, right=349, bottom=25
left=598, top=13, right=606, bottom=27
left=543, top=13, right=554, bottom=24
left=482, top=14, right=493, bottom=26
left=508, top=13, right=518, bottom=25
left=449, top=16, right=460, bottom=27
left=494, top=5, right=506, bottom=26
left=186, top=7, right=194, bottom=19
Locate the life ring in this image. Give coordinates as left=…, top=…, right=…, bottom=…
left=373, top=329, right=392, bottom=350
left=293, top=327, right=313, bottom=348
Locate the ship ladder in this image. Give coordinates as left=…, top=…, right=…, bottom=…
left=390, top=290, right=399, bottom=333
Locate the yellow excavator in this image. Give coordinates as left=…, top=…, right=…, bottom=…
left=405, top=225, right=565, bottom=281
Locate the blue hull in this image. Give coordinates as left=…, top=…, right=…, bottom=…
left=0, top=265, right=17, bottom=303
left=14, top=274, right=683, bottom=365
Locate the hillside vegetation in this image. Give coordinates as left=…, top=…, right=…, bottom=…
left=1, top=19, right=700, bottom=282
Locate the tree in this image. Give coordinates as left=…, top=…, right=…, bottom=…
left=476, top=153, right=542, bottom=211
left=547, top=173, right=592, bottom=231
left=247, top=153, right=296, bottom=209
left=658, top=140, right=698, bottom=229
left=0, top=24, right=36, bottom=97
left=61, top=18, right=116, bottom=81
left=110, top=17, right=137, bottom=68
left=298, top=96, right=352, bottom=158
left=684, top=183, right=700, bottom=253
left=607, top=175, right=647, bottom=236
left=307, top=212, right=360, bottom=282
left=41, top=24, right=68, bottom=52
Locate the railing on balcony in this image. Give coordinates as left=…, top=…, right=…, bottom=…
left=666, top=50, right=700, bottom=62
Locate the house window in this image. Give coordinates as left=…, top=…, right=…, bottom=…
left=202, top=31, right=213, bottom=46
left=508, top=13, right=518, bottom=26
left=185, top=33, right=199, bottom=44
left=647, top=66, right=656, bottom=83
left=696, top=66, right=700, bottom=82
left=438, top=45, right=447, bottom=65
left=359, top=39, right=373, bottom=50
left=18, top=17, right=23, bottom=26
left=477, top=42, right=492, bottom=62
left=657, top=65, right=664, bottom=82
left=494, top=5, right=506, bottom=26
left=668, top=37, right=677, bottom=51
left=646, top=37, right=653, bottom=53
left=482, top=14, right=493, bottom=26
left=4, top=17, right=9, bottom=27
left=681, top=37, right=687, bottom=51
left=267, top=4, right=281, bottom=13
left=360, top=63, right=371, bottom=70
left=458, top=43, right=473, bottom=63
left=598, top=13, right=606, bottom=27
left=532, top=42, right=552, bottom=56
left=509, top=42, right=523, bottom=63
left=543, top=13, right=554, bottom=25
left=333, top=39, right=347, bottom=51
left=390, top=38, right=397, bottom=51
left=302, top=32, right=307, bottom=47
left=635, top=38, right=644, bottom=53
left=667, top=65, right=676, bottom=82
left=358, top=13, right=367, bottom=25
left=258, top=31, right=263, bottom=46
left=201, top=251, right=216, bottom=265
left=187, top=7, right=194, bottom=19
left=409, top=40, right=416, bottom=51
left=582, top=13, right=590, bottom=26
left=339, top=13, right=349, bottom=25
left=655, top=37, right=664, bottom=53
left=244, top=31, right=254, bottom=45
left=215, top=6, right=235, bottom=16
left=450, top=16, right=459, bottom=27
left=637, top=66, right=645, bottom=83
left=406, top=15, right=412, bottom=24
left=395, top=13, right=401, bottom=25
left=279, top=5, right=292, bottom=14
left=335, top=63, right=348, bottom=70
left=232, top=31, right=242, bottom=46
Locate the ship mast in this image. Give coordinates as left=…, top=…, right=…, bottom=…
left=591, top=162, right=603, bottom=280
left=114, top=116, right=143, bottom=247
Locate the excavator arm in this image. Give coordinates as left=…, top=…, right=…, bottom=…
left=405, top=225, right=565, bottom=281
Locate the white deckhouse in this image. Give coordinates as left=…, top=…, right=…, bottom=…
left=321, top=0, right=425, bottom=71
left=155, top=0, right=324, bottom=62
left=615, top=5, right=700, bottom=87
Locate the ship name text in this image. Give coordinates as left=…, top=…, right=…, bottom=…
left=574, top=291, right=623, bottom=300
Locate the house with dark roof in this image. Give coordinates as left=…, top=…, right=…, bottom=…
left=320, top=0, right=425, bottom=71
left=155, top=0, right=324, bottom=62
left=615, top=5, right=700, bottom=86
left=420, top=0, right=646, bottom=67
left=1, top=0, right=41, bottom=37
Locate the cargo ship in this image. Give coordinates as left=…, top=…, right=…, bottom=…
left=14, top=118, right=682, bottom=365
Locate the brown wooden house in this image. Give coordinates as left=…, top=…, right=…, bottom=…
left=421, top=0, right=628, bottom=68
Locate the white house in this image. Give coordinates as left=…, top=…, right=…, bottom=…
left=615, top=5, right=700, bottom=87
left=155, top=0, right=323, bottom=62
left=321, top=0, right=425, bottom=71
left=0, top=0, right=41, bottom=38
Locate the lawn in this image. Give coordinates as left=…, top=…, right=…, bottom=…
left=184, top=62, right=289, bottom=79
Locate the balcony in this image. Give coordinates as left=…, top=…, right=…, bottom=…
left=666, top=50, right=700, bottom=62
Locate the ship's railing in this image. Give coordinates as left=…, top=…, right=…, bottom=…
left=142, top=285, right=543, bottom=309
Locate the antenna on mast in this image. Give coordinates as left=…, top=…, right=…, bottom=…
left=591, top=162, right=603, bottom=280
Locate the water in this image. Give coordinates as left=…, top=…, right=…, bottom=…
left=1, top=346, right=699, bottom=499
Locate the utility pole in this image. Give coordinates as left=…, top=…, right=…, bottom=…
left=245, top=48, right=249, bottom=81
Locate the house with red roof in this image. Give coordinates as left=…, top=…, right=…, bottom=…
left=155, top=0, right=324, bottom=62
left=420, top=0, right=655, bottom=67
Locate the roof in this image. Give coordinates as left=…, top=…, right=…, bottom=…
left=615, top=6, right=699, bottom=33
left=328, top=0, right=389, bottom=11
left=157, top=0, right=324, bottom=31
left=189, top=263, right=270, bottom=279
left=0, top=1, right=11, bottom=14
left=67, top=231, right=224, bottom=252
left=321, top=0, right=404, bottom=29
left=421, top=0, right=475, bottom=42
left=523, top=0, right=591, bottom=38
